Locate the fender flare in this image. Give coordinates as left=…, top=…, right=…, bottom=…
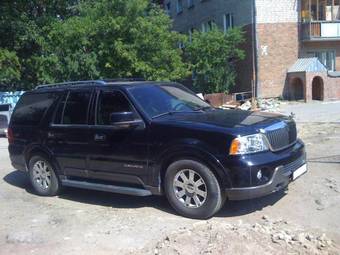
left=155, top=142, right=232, bottom=189
left=24, top=144, right=62, bottom=175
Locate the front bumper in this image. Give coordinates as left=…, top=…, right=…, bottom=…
left=226, top=163, right=306, bottom=200
left=223, top=139, right=307, bottom=200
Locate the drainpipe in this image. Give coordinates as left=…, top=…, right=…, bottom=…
left=251, top=0, right=259, bottom=102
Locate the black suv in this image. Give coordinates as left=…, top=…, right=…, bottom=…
left=8, top=80, right=307, bottom=219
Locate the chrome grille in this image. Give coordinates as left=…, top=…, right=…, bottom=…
left=0, top=115, right=8, bottom=128
left=264, top=121, right=297, bottom=151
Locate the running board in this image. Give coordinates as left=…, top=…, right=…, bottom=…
left=61, top=179, right=152, bottom=196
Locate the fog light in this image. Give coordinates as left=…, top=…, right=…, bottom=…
left=257, top=170, right=263, bottom=180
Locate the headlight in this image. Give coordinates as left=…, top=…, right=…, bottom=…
left=229, top=133, right=269, bottom=155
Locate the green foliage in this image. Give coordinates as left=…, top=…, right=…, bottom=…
left=0, top=0, right=246, bottom=92
left=186, top=27, right=245, bottom=94
left=0, top=49, right=21, bottom=87
left=0, top=0, right=188, bottom=89
left=41, top=0, right=188, bottom=83
left=0, top=0, right=79, bottom=89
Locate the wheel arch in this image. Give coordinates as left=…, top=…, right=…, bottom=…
left=24, top=145, right=62, bottom=175
left=157, top=146, right=232, bottom=190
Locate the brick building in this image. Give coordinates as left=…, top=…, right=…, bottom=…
left=162, top=0, right=340, bottom=101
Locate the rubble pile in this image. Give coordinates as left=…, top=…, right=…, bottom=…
left=238, top=100, right=252, bottom=111
left=138, top=216, right=338, bottom=255
left=257, top=98, right=281, bottom=112
left=220, top=98, right=282, bottom=112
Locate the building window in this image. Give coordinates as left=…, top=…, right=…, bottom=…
left=165, top=2, right=171, bottom=16
left=302, top=0, right=340, bottom=21
left=187, top=0, right=194, bottom=8
left=201, top=20, right=215, bottom=32
left=188, top=27, right=194, bottom=42
left=308, top=50, right=336, bottom=71
left=224, top=13, right=234, bottom=32
left=176, top=0, right=183, bottom=14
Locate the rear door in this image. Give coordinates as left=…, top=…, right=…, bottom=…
left=47, top=89, right=94, bottom=178
left=9, top=92, right=59, bottom=169
left=87, top=88, right=150, bottom=186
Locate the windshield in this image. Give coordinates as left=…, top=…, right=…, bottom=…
left=128, top=84, right=212, bottom=118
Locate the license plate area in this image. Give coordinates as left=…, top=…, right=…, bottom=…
left=292, top=164, right=307, bottom=180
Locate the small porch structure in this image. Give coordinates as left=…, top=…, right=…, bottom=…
left=286, top=57, right=340, bottom=101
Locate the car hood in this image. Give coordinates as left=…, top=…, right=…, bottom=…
left=152, top=109, right=291, bottom=135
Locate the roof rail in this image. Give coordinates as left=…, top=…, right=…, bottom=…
left=35, top=80, right=105, bottom=90
left=102, top=78, right=145, bottom=83
left=35, top=78, right=145, bottom=90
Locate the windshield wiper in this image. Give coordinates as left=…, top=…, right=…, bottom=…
left=152, top=111, right=202, bottom=119
left=194, top=106, right=214, bottom=111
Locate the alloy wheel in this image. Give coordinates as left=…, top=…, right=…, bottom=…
left=173, top=169, right=207, bottom=208
left=32, top=160, right=52, bottom=190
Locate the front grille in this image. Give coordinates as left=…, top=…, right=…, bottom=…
left=283, top=156, right=306, bottom=174
left=264, top=121, right=297, bottom=151
left=0, top=115, right=8, bottom=128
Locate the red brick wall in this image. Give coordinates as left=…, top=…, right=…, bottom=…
left=256, top=22, right=299, bottom=98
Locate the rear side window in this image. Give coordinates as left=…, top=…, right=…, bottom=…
left=11, top=93, right=56, bottom=126
left=57, top=90, right=92, bottom=125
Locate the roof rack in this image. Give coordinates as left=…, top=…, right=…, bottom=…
left=35, top=78, right=145, bottom=90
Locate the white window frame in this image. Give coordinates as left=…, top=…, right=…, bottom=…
left=223, top=13, right=234, bottom=32
left=307, top=49, right=336, bottom=71
left=201, top=20, right=214, bottom=33
left=188, top=27, right=194, bottom=42
left=165, top=2, right=171, bottom=16
left=176, top=0, right=183, bottom=14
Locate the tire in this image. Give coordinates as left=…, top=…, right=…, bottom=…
left=164, top=159, right=225, bottom=219
left=28, top=155, right=61, bottom=196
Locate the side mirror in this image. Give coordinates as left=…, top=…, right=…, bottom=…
left=110, top=112, right=135, bottom=124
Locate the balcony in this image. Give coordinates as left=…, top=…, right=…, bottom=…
left=301, top=21, right=340, bottom=41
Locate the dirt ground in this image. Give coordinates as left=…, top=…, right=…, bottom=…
left=0, top=122, right=339, bottom=255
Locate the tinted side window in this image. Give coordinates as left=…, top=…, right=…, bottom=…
left=11, top=93, right=57, bottom=126
left=62, top=91, right=92, bottom=125
left=53, top=93, right=68, bottom=124
left=97, top=91, right=136, bottom=125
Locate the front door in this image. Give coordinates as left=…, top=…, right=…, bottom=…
left=87, top=89, right=149, bottom=186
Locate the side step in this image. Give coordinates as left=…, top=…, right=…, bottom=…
left=61, top=179, right=152, bottom=197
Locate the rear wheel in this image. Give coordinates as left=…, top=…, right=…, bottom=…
left=164, top=159, right=225, bottom=219
left=28, top=155, right=61, bottom=196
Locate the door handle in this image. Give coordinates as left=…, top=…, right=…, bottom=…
left=47, top=132, right=55, bottom=138
left=94, top=134, right=106, bottom=141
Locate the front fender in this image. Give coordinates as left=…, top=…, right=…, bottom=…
left=151, top=138, right=232, bottom=189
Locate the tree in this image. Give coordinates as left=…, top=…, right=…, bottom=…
left=38, top=0, right=188, bottom=84
left=0, top=49, right=21, bottom=88
left=0, top=0, right=79, bottom=89
left=186, top=27, right=245, bottom=94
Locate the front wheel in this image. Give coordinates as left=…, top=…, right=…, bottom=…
left=164, top=159, right=225, bottom=219
left=28, top=155, right=61, bottom=196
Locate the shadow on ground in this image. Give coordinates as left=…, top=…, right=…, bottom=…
left=3, top=170, right=286, bottom=218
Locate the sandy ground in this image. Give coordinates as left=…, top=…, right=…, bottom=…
left=279, top=100, right=340, bottom=123
left=0, top=121, right=339, bottom=254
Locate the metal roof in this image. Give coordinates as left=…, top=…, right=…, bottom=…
left=288, top=58, right=328, bottom=73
